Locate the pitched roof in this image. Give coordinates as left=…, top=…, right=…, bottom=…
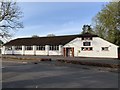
left=4, top=33, right=98, bottom=46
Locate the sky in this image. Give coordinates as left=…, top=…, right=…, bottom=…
left=12, top=2, right=108, bottom=39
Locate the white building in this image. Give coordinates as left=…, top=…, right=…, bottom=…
left=0, top=40, right=4, bottom=54
left=2, top=33, right=119, bottom=58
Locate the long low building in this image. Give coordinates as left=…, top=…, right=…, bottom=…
left=2, top=33, right=119, bottom=58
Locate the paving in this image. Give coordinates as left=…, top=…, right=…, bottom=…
left=2, top=59, right=119, bottom=88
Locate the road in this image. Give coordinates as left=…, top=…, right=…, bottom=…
left=2, top=59, right=119, bottom=88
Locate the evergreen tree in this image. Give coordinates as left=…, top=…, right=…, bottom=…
left=81, top=25, right=94, bottom=34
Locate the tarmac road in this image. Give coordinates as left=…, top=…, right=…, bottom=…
left=2, top=59, right=119, bottom=88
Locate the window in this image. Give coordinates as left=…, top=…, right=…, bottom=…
left=86, top=47, right=88, bottom=50
left=82, top=37, right=92, bottom=40
left=102, top=47, right=109, bottom=51
left=25, top=46, right=33, bottom=50
left=5, top=46, right=12, bottom=50
left=15, top=46, right=22, bottom=50
left=83, top=42, right=91, bottom=46
left=90, top=47, right=93, bottom=50
left=81, top=47, right=93, bottom=51
left=36, top=46, right=45, bottom=50
left=50, top=46, right=59, bottom=51
left=81, top=47, right=84, bottom=51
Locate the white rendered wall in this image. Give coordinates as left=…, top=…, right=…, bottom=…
left=36, top=51, right=46, bottom=55
left=4, top=51, right=12, bottom=54
left=14, top=50, right=22, bottom=55
left=24, top=50, right=34, bottom=55
left=33, top=45, right=36, bottom=55
left=22, top=46, right=25, bottom=55
left=12, top=46, right=15, bottom=55
left=45, top=45, right=49, bottom=55
left=64, top=37, right=118, bottom=58
left=1, top=46, right=5, bottom=54
left=35, top=51, right=60, bottom=55
left=59, top=45, right=63, bottom=55
left=49, top=50, right=59, bottom=55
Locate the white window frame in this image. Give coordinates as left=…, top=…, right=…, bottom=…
left=36, top=46, right=45, bottom=51
left=50, top=45, right=59, bottom=51
left=81, top=47, right=93, bottom=51
left=25, top=46, right=33, bottom=50
left=83, top=42, right=91, bottom=46
left=5, top=46, right=12, bottom=51
left=14, top=46, right=22, bottom=50
left=101, top=47, right=109, bottom=51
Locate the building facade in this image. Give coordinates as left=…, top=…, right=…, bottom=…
left=0, top=40, right=4, bottom=54
left=2, top=33, right=119, bottom=58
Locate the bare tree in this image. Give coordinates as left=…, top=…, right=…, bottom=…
left=0, top=1, right=23, bottom=39
left=32, top=35, right=39, bottom=38
left=47, top=34, right=55, bottom=37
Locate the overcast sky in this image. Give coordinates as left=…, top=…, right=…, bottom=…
left=13, top=2, right=108, bottom=39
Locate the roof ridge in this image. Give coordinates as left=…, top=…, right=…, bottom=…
left=15, top=34, right=80, bottom=39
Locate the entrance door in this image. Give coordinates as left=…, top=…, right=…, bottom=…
left=63, top=47, right=74, bottom=57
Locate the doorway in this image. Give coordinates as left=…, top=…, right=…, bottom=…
left=63, top=47, right=74, bottom=57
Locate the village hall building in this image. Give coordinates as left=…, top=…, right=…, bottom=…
left=1, top=33, right=119, bottom=58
